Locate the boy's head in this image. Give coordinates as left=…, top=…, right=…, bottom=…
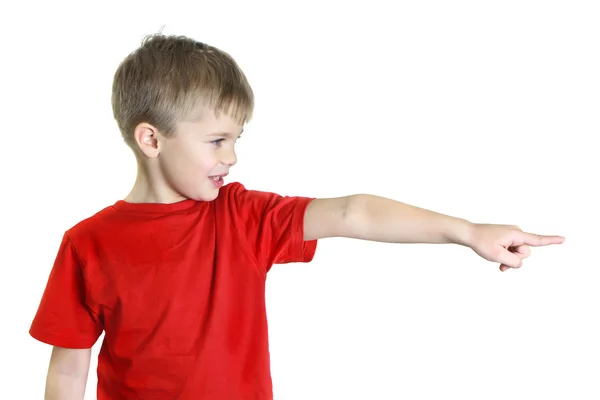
left=111, top=34, right=253, bottom=202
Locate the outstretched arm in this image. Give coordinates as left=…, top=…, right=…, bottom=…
left=304, top=194, right=564, bottom=271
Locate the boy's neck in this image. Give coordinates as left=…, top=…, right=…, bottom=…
left=125, top=162, right=187, bottom=204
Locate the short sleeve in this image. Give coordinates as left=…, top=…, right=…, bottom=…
left=222, top=182, right=318, bottom=271
left=29, top=233, right=103, bottom=348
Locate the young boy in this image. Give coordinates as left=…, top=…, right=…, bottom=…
left=30, top=34, right=564, bottom=400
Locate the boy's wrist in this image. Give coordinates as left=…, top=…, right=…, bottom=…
left=447, top=218, right=476, bottom=247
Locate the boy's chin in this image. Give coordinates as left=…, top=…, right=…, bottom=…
left=194, top=188, right=220, bottom=202
left=181, top=182, right=223, bottom=202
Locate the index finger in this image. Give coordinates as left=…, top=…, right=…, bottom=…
left=522, top=233, right=565, bottom=246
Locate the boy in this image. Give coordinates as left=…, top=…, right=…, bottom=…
left=30, top=34, right=564, bottom=400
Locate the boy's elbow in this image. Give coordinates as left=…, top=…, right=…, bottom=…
left=340, top=194, right=371, bottom=239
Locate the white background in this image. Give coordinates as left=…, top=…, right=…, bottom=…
left=1, top=0, right=598, bottom=399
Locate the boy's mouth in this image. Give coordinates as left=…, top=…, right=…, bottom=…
left=209, top=173, right=227, bottom=188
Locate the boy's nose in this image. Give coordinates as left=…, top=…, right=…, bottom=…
left=222, top=149, right=237, bottom=167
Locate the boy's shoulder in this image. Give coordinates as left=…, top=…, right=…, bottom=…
left=64, top=203, right=121, bottom=242
left=62, top=181, right=306, bottom=244
left=54, top=181, right=315, bottom=270
left=63, top=182, right=247, bottom=240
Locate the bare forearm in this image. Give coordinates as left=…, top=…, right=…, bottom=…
left=45, top=372, right=87, bottom=400
left=344, top=194, right=474, bottom=245
left=44, top=347, right=90, bottom=400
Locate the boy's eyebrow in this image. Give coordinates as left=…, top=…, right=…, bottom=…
left=208, top=129, right=244, bottom=138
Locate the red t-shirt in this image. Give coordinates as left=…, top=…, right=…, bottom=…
left=29, top=182, right=318, bottom=399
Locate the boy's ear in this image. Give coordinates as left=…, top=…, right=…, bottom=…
left=133, top=123, right=161, bottom=158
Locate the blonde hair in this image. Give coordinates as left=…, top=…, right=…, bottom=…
left=111, top=34, right=254, bottom=147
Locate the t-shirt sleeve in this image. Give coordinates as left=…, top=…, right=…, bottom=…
left=29, top=233, right=103, bottom=348
left=223, top=182, right=318, bottom=271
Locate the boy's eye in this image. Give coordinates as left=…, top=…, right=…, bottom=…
left=211, top=136, right=241, bottom=146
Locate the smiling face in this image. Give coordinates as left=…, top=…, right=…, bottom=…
left=132, top=108, right=244, bottom=203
